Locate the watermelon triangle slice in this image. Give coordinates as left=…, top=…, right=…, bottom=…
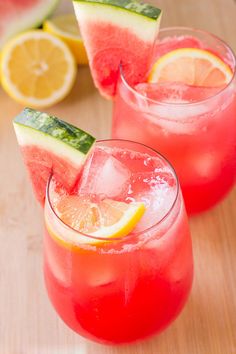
left=13, top=108, right=96, bottom=205
left=72, top=0, right=162, bottom=98
left=0, top=0, right=59, bottom=48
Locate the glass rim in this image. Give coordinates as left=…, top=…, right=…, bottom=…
left=120, top=26, right=236, bottom=107
left=46, top=139, right=180, bottom=243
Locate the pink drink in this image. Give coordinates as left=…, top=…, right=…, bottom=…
left=44, top=140, right=193, bottom=344
left=112, top=28, right=236, bottom=213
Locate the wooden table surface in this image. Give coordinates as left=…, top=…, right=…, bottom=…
left=1, top=0, right=236, bottom=353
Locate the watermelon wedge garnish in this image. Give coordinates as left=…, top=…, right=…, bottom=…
left=72, top=0, right=162, bottom=98
left=0, top=0, right=59, bottom=48
left=13, top=108, right=96, bottom=205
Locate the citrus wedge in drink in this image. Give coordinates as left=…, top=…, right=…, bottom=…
left=54, top=194, right=145, bottom=240
left=148, top=48, right=232, bottom=87
left=43, top=14, right=88, bottom=65
left=1, top=30, right=76, bottom=108
left=72, top=0, right=162, bottom=97
left=13, top=108, right=96, bottom=205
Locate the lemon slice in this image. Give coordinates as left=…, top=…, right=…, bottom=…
left=55, top=195, right=145, bottom=241
left=43, top=14, right=88, bottom=65
left=148, top=48, right=232, bottom=87
left=0, top=30, right=76, bottom=108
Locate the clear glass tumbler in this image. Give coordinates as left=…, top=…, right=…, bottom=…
left=44, top=139, right=193, bottom=344
left=112, top=27, right=236, bottom=213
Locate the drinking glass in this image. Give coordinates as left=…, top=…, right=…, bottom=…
left=112, top=27, right=236, bottom=213
left=44, top=139, right=193, bottom=344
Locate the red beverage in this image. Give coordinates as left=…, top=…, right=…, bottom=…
left=112, top=28, right=236, bottom=213
left=44, top=140, right=193, bottom=344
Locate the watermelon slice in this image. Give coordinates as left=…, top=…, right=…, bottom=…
left=72, top=0, right=162, bottom=98
left=0, top=0, right=59, bottom=48
left=13, top=108, right=96, bottom=205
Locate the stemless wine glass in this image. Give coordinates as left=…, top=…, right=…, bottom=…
left=43, top=139, right=193, bottom=344
left=112, top=27, right=236, bottom=214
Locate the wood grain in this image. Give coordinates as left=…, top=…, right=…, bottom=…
left=0, top=0, right=236, bottom=353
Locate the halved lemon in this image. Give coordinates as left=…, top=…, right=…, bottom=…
left=148, top=48, right=232, bottom=87
left=43, top=14, right=88, bottom=65
left=0, top=30, right=76, bottom=108
left=55, top=195, right=145, bottom=240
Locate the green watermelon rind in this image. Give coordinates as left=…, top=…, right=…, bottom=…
left=72, top=0, right=162, bottom=21
left=0, top=0, right=60, bottom=48
left=13, top=108, right=96, bottom=166
left=20, top=0, right=60, bottom=30
left=14, top=108, right=95, bottom=154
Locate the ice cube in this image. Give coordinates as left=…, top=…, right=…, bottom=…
left=190, top=151, right=221, bottom=180
left=78, top=147, right=131, bottom=199
left=86, top=268, right=116, bottom=288
left=134, top=82, right=224, bottom=135
left=133, top=188, right=175, bottom=233
left=45, top=244, right=70, bottom=286
left=127, top=170, right=177, bottom=232
left=135, top=82, right=222, bottom=104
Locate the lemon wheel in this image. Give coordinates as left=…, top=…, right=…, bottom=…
left=1, top=30, right=76, bottom=108
left=149, top=48, right=232, bottom=87
left=55, top=195, right=145, bottom=240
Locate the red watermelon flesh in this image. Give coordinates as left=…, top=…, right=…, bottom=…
left=81, top=22, right=155, bottom=97
left=73, top=0, right=162, bottom=98
left=21, top=146, right=83, bottom=206
left=13, top=108, right=96, bottom=206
